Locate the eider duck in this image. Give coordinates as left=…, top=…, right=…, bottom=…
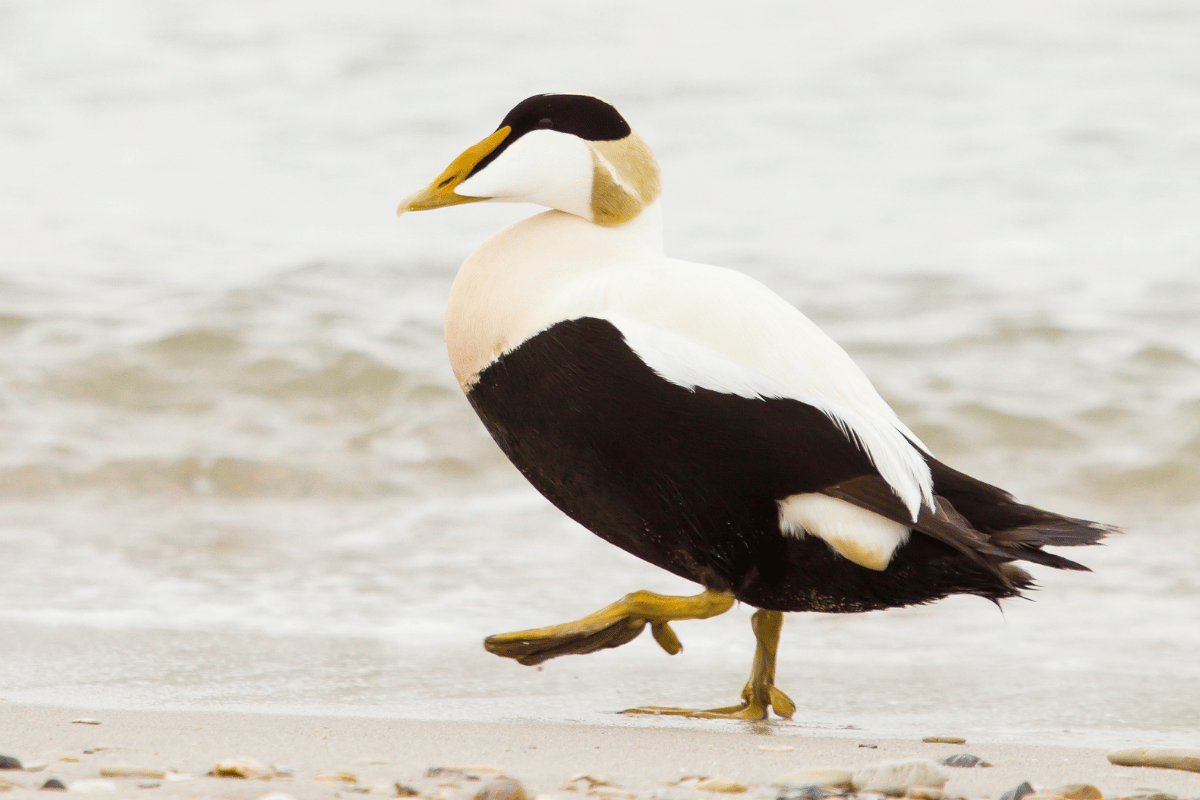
left=398, top=93, right=1114, bottom=720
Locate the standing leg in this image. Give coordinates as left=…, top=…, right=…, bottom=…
left=624, top=608, right=795, bottom=720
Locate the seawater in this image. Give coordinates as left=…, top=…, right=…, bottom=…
left=2, top=1, right=1199, bottom=744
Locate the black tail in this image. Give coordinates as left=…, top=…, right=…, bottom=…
left=928, top=458, right=1118, bottom=572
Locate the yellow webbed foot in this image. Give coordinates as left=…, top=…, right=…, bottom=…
left=621, top=609, right=795, bottom=720
left=621, top=683, right=795, bottom=721
left=484, top=589, right=734, bottom=666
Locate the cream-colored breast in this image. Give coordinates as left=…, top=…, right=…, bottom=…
left=443, top=204, right=665, bottom=392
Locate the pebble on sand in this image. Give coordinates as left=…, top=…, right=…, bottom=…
left=771, top=769, right=854, bottom=789
left=1055, top=784, right=1102, bottom=800
left=776, top=784, right=838, bottom=800
left=998, top=782, right=1034, bottom=800
left=41, top=778, right=67, bottom=791
left=99, top=767, right=167, bottom=780
left=212, top=758, right=274, bottom=780
left=852, top=760, right=950, bottom=796
left=473, top=777, right=529, bottom=800
left=905, top=788, right=944, bottom=800
left=395, top=783, right=420, bottom=797
left=922, top=738, right=966, bottom=745
left=70, top=720, right=102, bottom=726
left=428, top=767, right=505, bottom=781
left=588, top=789, right=637, bottom=799
left=313, top=771, right=358, bottom=783
left=0, top=756, right=21, bottom=771
left=937, top=754, right=992, bottom=768
left=67, top=779, right=118, bottom=793
left=1107, top=748, right=1200, bottom=773
left=694, top=778, right=747, bottom=794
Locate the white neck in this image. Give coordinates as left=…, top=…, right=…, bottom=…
left=444, top=202, right=665, bottom=390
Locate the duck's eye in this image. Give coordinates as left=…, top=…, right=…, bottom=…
left=536, top=117, right=554, bottom=129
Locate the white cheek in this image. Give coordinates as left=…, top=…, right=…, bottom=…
left=456, top=129, right=595, bottom=220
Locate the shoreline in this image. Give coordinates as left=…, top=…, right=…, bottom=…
left=3, top=703, right=1199, bottom=799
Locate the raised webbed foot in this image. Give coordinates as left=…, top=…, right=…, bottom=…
left=484, top=589, right=734, bottom=666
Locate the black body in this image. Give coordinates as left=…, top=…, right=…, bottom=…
left=467, top=317, right=1108, bottom=613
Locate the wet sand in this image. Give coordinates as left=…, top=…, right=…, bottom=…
left=2, top=704, right=1198, bottom=799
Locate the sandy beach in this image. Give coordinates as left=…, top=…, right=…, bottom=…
left=2, top=704, right=1198, bottom=799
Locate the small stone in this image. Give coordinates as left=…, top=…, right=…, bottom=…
left=1108, top=748, right=1200, bottom=773
left=42, top=778, right=67, bottom=791
left=922, top=738, right=966, bottom=745
left=395, top=784, right=420, bottom=797
left=772, top=770, right=855, bottom=789
left=0, top=756, right=21, bottom=771
left=100, top=767, right=167, bottom=780
left=429, top=767, right=504, bottom=780
left=759, top=746, right=796, bottom=753
left=906, top=789, right=944, bottom=800
left=859, top=744, right=879, bottom=749
left=68, top=779, right=118, bottom=793
left=1121, top=793, right=1177, bottom=800
left=999, top=783, right=1035, bottom=800
left=58, top=759, right=79, bottom=764
left=314, top=771, right=358, bottom=783
left=695, top=778, right=747, bottom=794
left=212, top=757, right=273, bottom=779
left=1056, top=785, right=1101, bottom=800
left=24, top=764, right=48, bottom=773
left=853, top=760, right=949, bottom=796
left=71, top=719, right=102, bottom=726
left=474, top=777, right=529, bottom=800
left=776, top=785, right=837, bottom=800
left=937, top=754, right=991, bottom=769
left=136, top=781, right=161, bottom=789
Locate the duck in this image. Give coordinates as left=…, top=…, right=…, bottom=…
left=397, top=93, right=1114, bottom=720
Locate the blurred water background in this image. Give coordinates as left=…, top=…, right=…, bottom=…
left=2, top=1, right=1198, bottom=744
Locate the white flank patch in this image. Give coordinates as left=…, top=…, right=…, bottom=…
left=456, top=129, right=596, bottom=221
left=777, top=493, right=910, bottom=571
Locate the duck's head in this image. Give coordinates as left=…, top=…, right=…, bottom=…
left=398, top=94, right=661, bottom=227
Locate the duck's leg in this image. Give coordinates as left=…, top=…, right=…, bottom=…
left=623, top=608, right=795, bottom=720
left=484, top=589, right=734, bottom=666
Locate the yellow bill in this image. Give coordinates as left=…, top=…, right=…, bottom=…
left=397, top=126, right=511, bottom=216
